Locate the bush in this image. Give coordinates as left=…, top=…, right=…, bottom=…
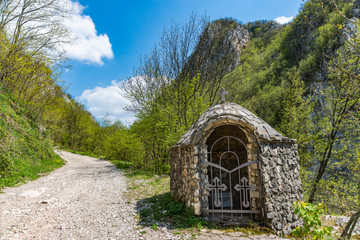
left=292, top=201, right=332, bottom=239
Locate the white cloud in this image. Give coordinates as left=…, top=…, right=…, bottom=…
left=63, top=0, right=114, bottom=65
left=0, top=0, right=112, bottom=64
left=275, top=16, right=294, bottom=25
left=78, top=81, right=136, bottom=125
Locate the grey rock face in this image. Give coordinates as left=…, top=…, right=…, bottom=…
left=186, top=19, right=250, bottom=81
left=354, top=0, right=360, bottom=17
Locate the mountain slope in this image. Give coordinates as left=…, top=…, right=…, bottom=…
left=220, top=0, right=354, bottom=126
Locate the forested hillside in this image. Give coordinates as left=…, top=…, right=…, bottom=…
left=0, top=88, right=63, bottom=188
left=225, top=0, right=354, bottom=126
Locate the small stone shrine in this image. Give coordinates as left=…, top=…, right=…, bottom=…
left=170, top=89, right=303, bottom=236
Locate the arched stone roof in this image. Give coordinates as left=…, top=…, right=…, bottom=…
left=176, top=102, right=294, bottom=146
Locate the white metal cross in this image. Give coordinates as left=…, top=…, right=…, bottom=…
left=234, top=177, right=256, bottom=208
left=206, top=177, right=227, bottom=207
left=218, top=88, right=229, bottom=103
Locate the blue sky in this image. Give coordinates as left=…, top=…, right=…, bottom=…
left=61, top=0, right=304, bottom=124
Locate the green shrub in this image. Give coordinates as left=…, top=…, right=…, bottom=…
left=292, top=201, right=332, bottom=239
left=0, top=90, right=63, bottom=189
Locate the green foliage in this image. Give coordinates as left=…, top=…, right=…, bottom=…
left=224, top=23, right=290, bottom=125
left=311, top=39, right=360, bottom=211
left=278, top=70, right=318, bottom=198
left=102, top=121, right=144, bottom=167
left=292, top=201, right=332, bottom=239
left=138, top=193, right=211, bottom=229
left=280, top=45, right=360, bottom=210
left=246, top=20, right=282, bottom=47
left=0, top=4, right=103, bottom=175
left=223, top=0, right=352, bottom=127
left=278, top=1, right=360, bottom=212
left=0, top=29, right=66, bottom=123
left=127, top=74, right=208, bottom=173
left=150, top=223, right=159, bottom=231
left=0, top=88, right=64, bottom=189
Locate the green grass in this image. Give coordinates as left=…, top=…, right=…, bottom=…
left=0, top=155, right=64, bottom=189
left=137, top=192, right=214, bottom=229
left=0, top=89, right=64, bottom=190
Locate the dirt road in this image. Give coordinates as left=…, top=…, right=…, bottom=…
left=0, top=151, right=178, bottom=240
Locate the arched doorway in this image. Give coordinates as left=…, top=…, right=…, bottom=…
left=204, top=125, right=262, bottom=223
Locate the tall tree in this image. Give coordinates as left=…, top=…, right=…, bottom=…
left=0, top=0, right=73, bottom=122
left=281, top=1, right=360, bottom=238
left=0, top=0, right=72, bottom=61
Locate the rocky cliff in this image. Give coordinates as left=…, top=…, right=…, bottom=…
left=185, top=19, right=250, bottom=82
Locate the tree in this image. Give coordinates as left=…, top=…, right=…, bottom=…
left=120, top=14, right=211, bottom=172
left=279, top=69, right=317, bottom=179
left=281, top=1, right=360, bottom=238
left=122, top=13, right=208, bottom=115
left=102, top=121, right=144, bottom=165
left=307, top=41, right=360, bottom=203
left=129, top=74, right=207, bottom=173
left=281, top=41, right=360, bottom=238
left=0, top=0, right=74, bottom=123
left=0, top=0, right=72, bottom=62
left=320, top=1, right=360, bottom=238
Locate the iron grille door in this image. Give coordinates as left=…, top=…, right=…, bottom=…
left=204, top=136, right=261, bottom=223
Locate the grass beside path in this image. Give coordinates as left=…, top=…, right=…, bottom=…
left=110, top=159, right=208, bottom=231
left=0, top=89, right=65, bottom=190
left=0, top=154, right=64, bottom=190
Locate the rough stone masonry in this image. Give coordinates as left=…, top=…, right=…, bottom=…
left=170, top=102, right=303, bottom=236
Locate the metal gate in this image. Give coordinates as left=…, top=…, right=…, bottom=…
left=203, top=136, right=262, bottom=223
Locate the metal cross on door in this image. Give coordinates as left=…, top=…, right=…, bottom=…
left=234, top=177, right=256, bottom=208
left=205, top=177, right=227, bottom=207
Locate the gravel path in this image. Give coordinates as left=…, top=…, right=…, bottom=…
left=0, top=150, right=179, bottom=240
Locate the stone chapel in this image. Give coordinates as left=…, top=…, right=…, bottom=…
left=170, top=101, right=303, bottom=236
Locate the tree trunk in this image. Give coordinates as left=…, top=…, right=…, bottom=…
left=308, top=132, right=336, bottom=203
left=339, top=210, right=360, bottom=240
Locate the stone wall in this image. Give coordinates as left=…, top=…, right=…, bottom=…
left=259, top=141, right=303, bottom=236
left=170, top=145, right=202, bottom=215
